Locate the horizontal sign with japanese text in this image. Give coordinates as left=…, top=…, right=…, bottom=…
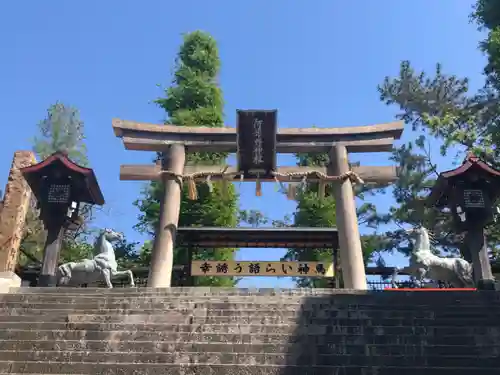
left=191, top=260, right=334, bottom=277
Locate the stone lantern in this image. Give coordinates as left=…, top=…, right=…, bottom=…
left=427, top=152, right=500, bottom=289
left=21, top=152, right=104, bottom=286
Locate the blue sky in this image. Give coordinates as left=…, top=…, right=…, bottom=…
left=0, top=1, right=487, bottom=287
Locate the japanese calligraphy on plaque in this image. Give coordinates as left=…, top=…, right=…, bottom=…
left=236, top=110, right=277, bottom=179
left=463, top=189, right=486, bottom=208
left=191, top=261, right=334, bottom=277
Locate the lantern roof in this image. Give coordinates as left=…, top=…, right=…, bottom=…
left=427, top=152, right=500, bottom=208
left=21, top=151, right=105, bottom=205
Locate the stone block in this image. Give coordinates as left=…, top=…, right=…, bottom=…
left=0, top=151, right=36, bottom=273
left=0, top=271, right=21, bottom=293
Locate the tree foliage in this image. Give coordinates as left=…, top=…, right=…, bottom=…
left=134, top=31, right=239, bottom=286
left=33, top=103, right=88, bottom=166
left=473, top=0, right=500, bottom=91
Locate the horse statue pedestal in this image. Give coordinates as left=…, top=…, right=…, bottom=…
left=56, top=228, right=135, bottom=288
left=477, top=279, right=499, bottom=290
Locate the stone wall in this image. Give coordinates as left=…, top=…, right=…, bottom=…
left=0, top=151, right=36, bottom=272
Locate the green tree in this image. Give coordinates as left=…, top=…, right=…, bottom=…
left=134, top=31, right=239, bottom=286
left=473, top=0, right=500, bottom=91
left=237, top=209, right=270, bottom=228
left=33, top=102, right=88, bottom=165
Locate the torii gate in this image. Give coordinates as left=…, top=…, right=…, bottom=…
left=112, top=111, right=403, bottom=289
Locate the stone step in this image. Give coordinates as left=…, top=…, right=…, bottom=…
left=2, top=293, right=350, bottom=299
left=2, top=301, right=498, bottom=312
left=9, top=286, right=497, bottom=295
left=4, top=292, right=499, bottom=305
left=1, top=339, right=498, bottom=357
left=16, top=300, right=489, bottom=308
left=0, top=314, right=498, bottom=327
left=0, top=308, right=439, bottom=319
left=3, top=289, right=498, bottom=297
left=64, top=313, right=500, bottom=326
left=2, top=290, right=360, bottom=295
left=4, top=292, right=500, bottom=308
left=2, top=362, right=498, bottom=375
left=0, top=321, right=498, bottom=335
left=3, top=298, right=499, bottom=310
left=1, top=307, right=496, bottom=320
left=10, top=286, right=488, bottom=294
left=1, top=296, right=350, bottom=303
left=0, top=329, right=495, bottom=345
left=0, top=350, right=498, bottom=367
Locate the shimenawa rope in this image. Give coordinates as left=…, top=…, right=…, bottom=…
left=160, top=167, right=363, bottom=200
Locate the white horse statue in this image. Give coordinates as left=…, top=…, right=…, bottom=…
left=56, top=228, right=135, bottom=288
left=391, top=226, right=473, bottom=288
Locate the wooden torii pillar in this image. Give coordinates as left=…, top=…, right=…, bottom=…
left=112, top=115, right=403, bottom=289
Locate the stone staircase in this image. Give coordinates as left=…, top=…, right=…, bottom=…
left=0, top=288, right=499, bottom=374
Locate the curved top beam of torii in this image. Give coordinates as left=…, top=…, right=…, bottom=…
left=112, top=118, right=404, bottom=154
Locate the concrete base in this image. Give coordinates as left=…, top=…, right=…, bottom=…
left=0, top=271, right=21, bottom=293
left=477, top=279, right=499, bottom=291
left=37, top=274, right=57, bottom=287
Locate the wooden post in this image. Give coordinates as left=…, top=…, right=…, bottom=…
left=464, top=229, right=494, bottom=289
left=333, top=247, right=340, bottom=289
left=329, top=145, right=367, bottom=290
left=38, top=218, right=65, bottom=287
left=148, top=144, right=186, bottom=288
left=186, top=246, right=194, bottom=287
